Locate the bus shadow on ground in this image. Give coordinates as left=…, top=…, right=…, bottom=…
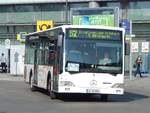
left=109, top=92, right=149, bottom=102
left=57, top=92, right=149, bottom=102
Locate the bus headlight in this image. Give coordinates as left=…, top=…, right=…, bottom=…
left=59, top=81, right=75, bottom=87
left=111, top=83, right=124, bottom=88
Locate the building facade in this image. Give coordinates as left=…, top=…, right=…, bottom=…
left=0, top=0, right=150, bottom=73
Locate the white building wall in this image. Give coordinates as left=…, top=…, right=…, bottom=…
left=10, top=45, right=25, bottom=76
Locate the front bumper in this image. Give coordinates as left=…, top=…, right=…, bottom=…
left=58, top=86, right=124, bottom=95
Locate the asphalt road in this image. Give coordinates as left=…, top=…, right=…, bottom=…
left=0, top=76, right=150, bottom=113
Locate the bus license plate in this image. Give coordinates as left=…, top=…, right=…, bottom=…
left=86, top=89, right=100, bottom=93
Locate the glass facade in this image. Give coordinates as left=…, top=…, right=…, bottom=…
left=127, top=1, right=150, bottom=40
left=0, top=2, right=88, bottom=44
left=0, top=4, right=66, bottom=24
left=128, top=1, right=150, bottom=20
left=0, top=1, right=149, bottom=44
left=0, top=3, right=89, bottom=24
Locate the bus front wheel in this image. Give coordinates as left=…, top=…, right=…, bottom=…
left=48, top=78, right=56, bottom=99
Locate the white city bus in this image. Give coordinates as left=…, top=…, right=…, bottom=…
left=24, top=25, right=125, bottom=100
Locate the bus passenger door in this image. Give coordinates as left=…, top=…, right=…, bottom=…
left=33, top=49, right=38, bottom=84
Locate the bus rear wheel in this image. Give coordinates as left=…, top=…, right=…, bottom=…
left=48, top=78, right=56, bottom=99
left=29, top=75, right=36, bottom=91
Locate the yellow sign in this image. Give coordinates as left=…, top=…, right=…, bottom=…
left=37, top=20, right=54, bottom=31
left=17, top=32, right=27, bottom=42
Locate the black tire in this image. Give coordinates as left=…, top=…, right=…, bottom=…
left=29, top=74, right=36, bottom=91
left=101, top=94, right=109, bottom=101
left=47, top=78, right=57, bottom=99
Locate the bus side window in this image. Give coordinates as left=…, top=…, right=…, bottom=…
left=49, top=51, right=55, bottom=65
left=48, top=39, right=62, bottom=74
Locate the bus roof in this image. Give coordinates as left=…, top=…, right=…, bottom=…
left=26, top=25, right=125, bottom=36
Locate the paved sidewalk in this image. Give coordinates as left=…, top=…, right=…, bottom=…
left=124, top=73, right=150, bottom=87
left=0, top=73, right=24, bottom=81
left=124, top=73, right=150, bottom=80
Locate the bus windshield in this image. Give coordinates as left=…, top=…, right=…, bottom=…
left=65, top=28, right=123, bottom=74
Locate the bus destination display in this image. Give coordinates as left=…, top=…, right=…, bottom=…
left=67, top=28, right=121, bottom=41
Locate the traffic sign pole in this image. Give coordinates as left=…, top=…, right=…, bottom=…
left=129, top=20, right=133, bottom=80
left=14, top=52, right=19, bottom=76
